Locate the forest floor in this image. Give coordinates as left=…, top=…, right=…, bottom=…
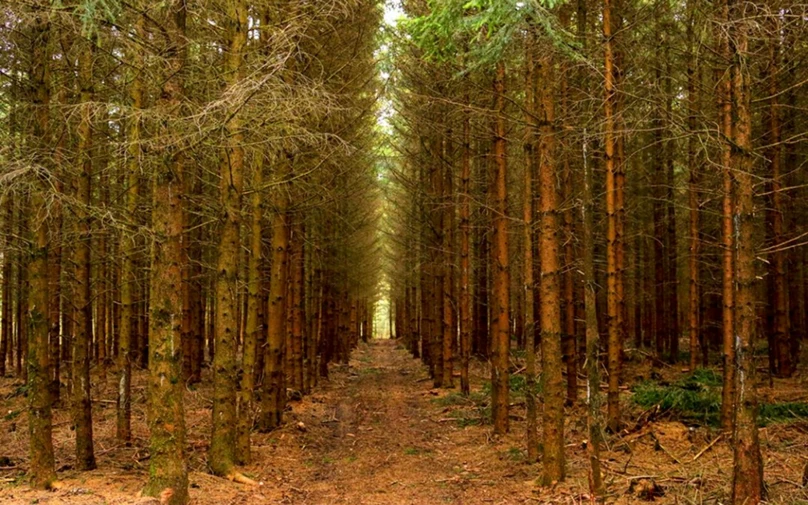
left=3, top=339, right=808, bottom=504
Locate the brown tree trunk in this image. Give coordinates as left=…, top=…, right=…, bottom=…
left=718, top=0, right=736, bottom=432
left=490, top=62, right=510, bottom=435
left=604, top=0, right=622, bottom=433
left=687, top=0, right=700, bottom=371
left=48, top=102, right=64, bottom=402
left=459, top=89, right=471, bottom=395
left=291, top=220, right=305, bottom=391
left=559, top=30, right=577, bottom=406
left=117, top=15, right=144, bottom=442
left=72, top=35, right=96, bottom=471
left=260, top=156, right=291, bottom=432
left=237, top=154, right=263, bottom=465
left=764, top=17, right=791, bottom=378
left=96, top=134, right=109, bottom=378
left=1, top=195, right=10, bottom=378
left=143, top=1, right=190, bottom=502
left=537, top=53, right=565, bottom=485
left=209, top=0, right=247, bottom=476
left=26, top=7, right=57, bottom=487
left=729, top=11, right=764, bottom=503
left=523, top=35, right=538, bottom=463
left=664, top=51, right=679, bottom=364
left=442, top=130, right=455, bottom=388
left=582, top=131, right=604, bottom=498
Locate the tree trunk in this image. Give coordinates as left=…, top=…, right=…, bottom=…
left=459, top=88, right=471, bottom=394
left=1, top=194, right=12, bottom=378
left=582, top=131, right=604, bottom=498
left=729, top=11, right=764, bottom=503
left=210, top=0, right=247, bottom=477
left=523, top=35, right=538, bottom=463
left=143, top=1, right=190, bottom=501
left=604, top=0, right=622, bottom=433
left=291, top=220, right=305, bottom=391
left=260, top=156, right=291, bottom=432
left=72, top=35, right=96, bottom=471
left=764, top=17, right=791, bottom=378
left=26, top=7, right=57, bottom=487
left=687, top=0, right=700, bottom=371
left=237, top=154, right=263, bottom=465
left=718, top=0, right=736, bottom=432
left=490, top=61, right=510, bottom=436
left=537, top=54, right=565, bottom=485
left=442, top=130, right=455, bottom=388
left=117, top=14, right=144, bottom=442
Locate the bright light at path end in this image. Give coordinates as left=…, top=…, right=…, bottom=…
left=384, top=1, right=404, bottom=27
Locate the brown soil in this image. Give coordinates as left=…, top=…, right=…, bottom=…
left=2, top=340, right=808, bottom=504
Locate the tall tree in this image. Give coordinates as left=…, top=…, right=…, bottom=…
left=604, top=0, right=622, bottom=432
left=143, top=0, right=190, bottom=501
left=210, top=0, right=248, bottom=480
left=72, top=30, right=97, bottom=471
left=729, top=6, right=763, bottom=501
left=26, top=2, right=56, bottom=488
left=117, top=12, right=144, bottom=443
left=490, top=61, right=510, bottom=436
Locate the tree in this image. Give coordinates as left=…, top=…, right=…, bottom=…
left=143, top=0, right=190, bottom=501
left=729, top=5, right=763, bottom=501
left=537, top=49, right=564, bottom=484
left=210, top=0, right=248, bottom=479
left=26, top=2, right=57, bottom=488
left=72, top=27, right=97, bottom=472
left=603, top=0, right=622, bottom=433
left=490, top=60, right=510, bottom=436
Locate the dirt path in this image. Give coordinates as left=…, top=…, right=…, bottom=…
left=248, top=338, right=536, bottom=504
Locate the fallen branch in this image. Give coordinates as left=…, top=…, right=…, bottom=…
left=692, top=434, right=723, bottom=461
left=651, top=433, right=682, bottom=465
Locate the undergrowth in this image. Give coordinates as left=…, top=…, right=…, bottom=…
left=631, top=369, right=808, bottom=426
left=432, top=391, right=490, bottom=427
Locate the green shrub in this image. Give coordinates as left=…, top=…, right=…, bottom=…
left=630, top=369, right=808, bottom=427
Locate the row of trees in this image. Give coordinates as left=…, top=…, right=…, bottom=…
left=1, top=0, right=383, bottom=502
left=385, top=0, right=806, bottom=502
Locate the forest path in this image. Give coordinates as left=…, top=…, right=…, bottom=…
left=247, top=338, right=537, bottom=505
left=256, top=338, right=485, bottom=504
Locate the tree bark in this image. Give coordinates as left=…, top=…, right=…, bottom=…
left=117, top=14, right=144, bottom=442
left=604, top=0, right=622, bottom=433
left=523, top=34, right=538, bottom=463
left=143, top=1, right=190, bottom=501
left=459, top=87, right=471, bottom=395
left=490, top=62, right=510, bottom=436
left=537, top=53, right=565, bottom=485
left=729, top=10, right=764, bottom=502
left=582, top=130, right=604, bottom=498
left=718, top=0, right=736, bottom=432
left=26, top=6, right=56, bottom=487
left=687, top=0, right=700, bottom=371
left=210, top=0, right=247, bottom=476
left=237, top=154, right=263, bottom=465
left=260, top=155, right=291, bottom=432
left=72, top=34, right=97, bottom=471
left=763, top=16, right=791, bottom=378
